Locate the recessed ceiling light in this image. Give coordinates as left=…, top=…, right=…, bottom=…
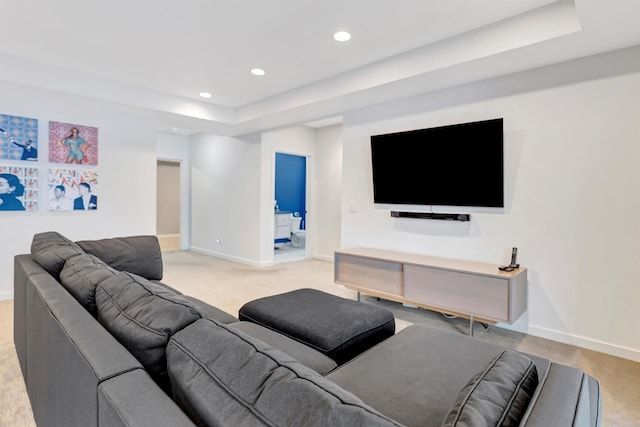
left=251, top=68, right=266, bottom=76
left=333, top=31, right=351, bottom=42
left=170, top=127, right=178, bottom=132
left=199, top=92, right=212, bottom=98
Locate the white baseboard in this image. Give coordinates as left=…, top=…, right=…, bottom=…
left=190, top=246, right=267, bottom=267
left=191, top=247, right=334, bottom=267
left=529, top=324, right=640, bottom=363
left=0, top=291, right=14, bottom=301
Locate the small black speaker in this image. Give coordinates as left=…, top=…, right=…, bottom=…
left=390, top=211, right=470, bottom=222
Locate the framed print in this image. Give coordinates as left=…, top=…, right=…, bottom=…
left=0, top=114, right=38, bottom=161
left=49, top=121, right=98, bottom=165
left=48, top=169, right=98, bottom=211
left=0, top=165, right=37, bottom=211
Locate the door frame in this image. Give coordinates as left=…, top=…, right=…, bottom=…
left=272, top=149, right=311, bottom=261
left=157, top=157, right=190, bottom=250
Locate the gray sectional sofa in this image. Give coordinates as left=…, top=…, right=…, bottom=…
left=14, top=231, right=602, bottom=427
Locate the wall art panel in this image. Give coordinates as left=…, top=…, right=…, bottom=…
left=48, top=169, right=98, bottom=211
left=0, top=165, right=37, bottom=211
left=49, top=121, right=98, bottom=165
left=0, top=114, right=38, bottom=161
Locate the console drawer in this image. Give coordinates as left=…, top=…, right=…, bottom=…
left=335, top=254, right=403, bottom=297
left=404, top=264, right=509, bottom=321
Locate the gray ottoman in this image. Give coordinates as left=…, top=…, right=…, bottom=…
left=238, top=288, right=395, bottom=365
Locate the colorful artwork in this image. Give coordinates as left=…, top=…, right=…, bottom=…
left=0, top=114, right=38, bottom=161
left=49, top=121, right=98, bottom=165
left=0, top=165, right=37, bottom=211
left=48, top=169, right=98, bottom=211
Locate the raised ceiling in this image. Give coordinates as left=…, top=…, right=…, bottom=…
left=0, top=0, right=638, bottom=135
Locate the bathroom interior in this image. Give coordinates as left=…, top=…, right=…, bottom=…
left=274, top=152, right=307, bottom=263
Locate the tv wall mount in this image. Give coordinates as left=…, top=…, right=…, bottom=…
left=390, top=211, right=470, bottom=222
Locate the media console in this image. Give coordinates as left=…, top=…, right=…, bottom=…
left=334, top=248, right=527, bottom=335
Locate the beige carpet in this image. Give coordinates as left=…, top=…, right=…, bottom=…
left=0, top=300, right=35, bottom=427
left=2, top=250, right=639, bottom=426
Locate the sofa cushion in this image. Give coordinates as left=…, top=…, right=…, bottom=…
left=150, top=280, right=183, bottom=295
left=166, top=319, right=403, bottom=427
left=181, top=295, right=239, bottom=324
left=95, top=272, right=204, bottom=393
left=59, top=254, right=118, bottom=317
left=31, top=231, right=85, bottom=279
left=442, top=350, right=538, bottom=427
left=76, top=235, right=163, bottom=280
left=227, top=321, right=337, bottom=375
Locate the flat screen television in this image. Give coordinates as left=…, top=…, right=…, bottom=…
left=371, top=118, right=504, bottom=211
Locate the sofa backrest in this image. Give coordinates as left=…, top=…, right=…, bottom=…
left=76, top=235, right=163, bottom=280
left=31, top=231, right=85, bottom=279
left=31, top=232, right=164, bottom=281
left=95, top=271, right=205, bottom=393
left=59, top=254, right=118, bottom=317
left=167, top=319, right=404, bottom=427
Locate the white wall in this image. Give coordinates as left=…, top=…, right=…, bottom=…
left=188, top=125, right=336, bottom=266
left=313, top=125, right=343, bottom=261
left=157, top=132, right=190, bottom=249
left=341, top=49, right=640, bottom=361
left=0, top=81, right=157, bottom=300
left=259, top=126, right=316, bottom=264
left=190, top=133, right=262, bottom=265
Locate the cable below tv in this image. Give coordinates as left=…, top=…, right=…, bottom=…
left=390, top=211, right=470, bottom=222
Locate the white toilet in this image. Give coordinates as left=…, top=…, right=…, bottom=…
left=290, top=214, right=306, bottom=248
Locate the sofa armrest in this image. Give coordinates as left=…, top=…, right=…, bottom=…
left=14, top=254, right=48, bottom=378
left=520, top=363, right=601, bottom=427
left=25, top=272, right=143, bottom=426
left=98, top=369, right=196, bottom=427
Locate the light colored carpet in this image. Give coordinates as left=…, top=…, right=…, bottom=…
left=2, top=250, right=639, bottom=426
left=0, top=300, right=35, bottom=427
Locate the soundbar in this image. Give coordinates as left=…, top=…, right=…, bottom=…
left=390, top=211, right=471, bottom=222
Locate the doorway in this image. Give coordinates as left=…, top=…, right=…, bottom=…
left=274, top=152, right=307, bottom=263
left=156, top=160, right=180, bottom=251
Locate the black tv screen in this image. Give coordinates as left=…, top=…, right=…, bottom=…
left=371, top=118, right=504, bottom=208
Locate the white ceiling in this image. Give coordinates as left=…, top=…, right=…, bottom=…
left=0, top=0, right=638, bottom=136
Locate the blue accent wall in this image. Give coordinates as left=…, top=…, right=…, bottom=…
left=275, top=153, right=306, bottom=229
